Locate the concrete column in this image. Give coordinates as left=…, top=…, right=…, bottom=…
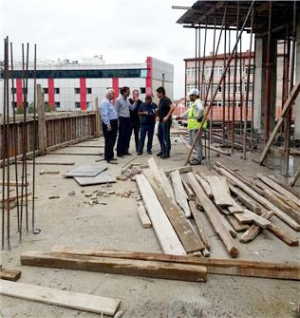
left=253, top=36, right=264, bottom=133
left=253, top=36, right=277, bottom=139
left=295, top=19, right=300, bottom=141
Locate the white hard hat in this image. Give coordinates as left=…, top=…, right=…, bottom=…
left=188, top=88, right=199, bottom=96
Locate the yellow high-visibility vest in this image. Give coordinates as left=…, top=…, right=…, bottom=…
left=187, top=99, right=207, bottom=130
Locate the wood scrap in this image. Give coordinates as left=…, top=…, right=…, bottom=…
left=50, top=152, right=102, bottom=156
left=266, top=222, right=299, bottom=247
left=189, top=201, right=211, bottom=250
left=187, top=172, right=239, bottom=258
left=288, top=168, right=300, bottom=187
left=137, top=205, right=151, bottom=228
left=0, top=181, right=28, bottom=187
left=227, top=199, right=244, bottom=214
left=239, top=210, right=273, bottom=243
left=180, top=174, right=195, bottom=200
left=51, top=246, right=300, bottom=280
left=170, top=170, right=191, bottom=218
left=21, top=251, right=207, bottom=283
left=143, top=169, right=204, bottom=253
left=0, top=279, right=120, bottom=316
left=136, top=174, right=186, bottom=255
left=165, top=166, right=192, bottom=176
left=214, top=165, right=300, bottom=231
left=0, top=268, right=21, bottom=281
left=195, top=173, right=213, bottom=199
left=20, top=160, right=75, bottom=166
left=234, top=209, right=271, bottom=228
left=226, top=215, right=250, bottom=232
left=221, top=216, right=237, bottom=238
left=268, top=175, right=300, bottom=197
left=159, top=168, right=176, bottom=201
left=39, top=170, right=60, bottom=175
left=205, top=175, right=233, bottom=207
left=257, top=173, right=300, bottom=206
left=147, top=158, right=164, bottom=185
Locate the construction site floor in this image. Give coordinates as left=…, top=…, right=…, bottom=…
left=0, top=136, right=299, bottom=318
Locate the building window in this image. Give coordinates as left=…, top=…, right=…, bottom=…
left=74, top=88, right=80, bottom=94
left=22, top=88, right=28, bottom=94
left=75, top=102, right=81, bottom=109
left=43, top=88, right=48, bottom=94
left=140, top=87, right=146, bottom=94
left=11, top=88, right=17, bottom=94
left=55, top=102, right=60, bottom=108
left=55, top=88, right=60, bottom=94
left=86, top=88, right=92, bottom=94
left=11, top=101, right=17, bottom=108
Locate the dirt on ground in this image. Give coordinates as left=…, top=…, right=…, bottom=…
left=0, top=135, right=299, bottom=318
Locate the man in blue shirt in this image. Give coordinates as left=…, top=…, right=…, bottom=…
left=99, top=89, right=118, bottom=164
left=137, top=96, right=157, bottom=155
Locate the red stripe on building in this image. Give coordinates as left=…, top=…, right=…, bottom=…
left=146, top=56, right=152, bottom=96
left=16, top=78, right=23, bottom=107
left=48, top=78, right=55, bottom=109
left=112, top=77, right=119, bottom=100
left=80, top=78, right=87, bottom=110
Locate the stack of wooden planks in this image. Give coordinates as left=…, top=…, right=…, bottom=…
left=136, top=158, right=299, bottom=259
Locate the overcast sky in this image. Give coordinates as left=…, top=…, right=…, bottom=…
left=0, top=0, right=251, bottom=99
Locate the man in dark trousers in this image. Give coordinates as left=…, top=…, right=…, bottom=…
left=156, top=86, right=175, bottom=159
left=129, top=89, right=142, bottom=153
left=115, top=86, right=132, bottom=157
left=99, top=89, right=118, bottom=164
left=137, top=95, right=157, bottom=155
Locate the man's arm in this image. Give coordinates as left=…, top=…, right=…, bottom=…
left=100, top=101, right=110, bottom=126
left=176, top=108, right=189, bottom=120
left=163, top=103, right=175, bottom=123
left=114, top=98, right=121, bottom=115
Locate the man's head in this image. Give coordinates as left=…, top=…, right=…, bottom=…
left=156, top=86, right=165, bottom=99
left=120, top=86, right=130, bottom=98
left=132, top=89, right=139, bottom=100
left=188, top=88, right=199, bottom=102
left=145, top=95, right=152, bottom=104
left=106, top=89, right=115, bottom=100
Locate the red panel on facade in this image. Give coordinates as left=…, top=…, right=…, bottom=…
left=146, top=56, right=152, bottom=96
left=80, top=78, right=87, bottom=110
left=48, top=78, right=55, bottom=109
left=112, top=77, right=119, bottom=100
left=16, top=78, right=23, bottom=107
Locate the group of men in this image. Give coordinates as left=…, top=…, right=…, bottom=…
left=99, top=86, right=176, bottom=164
left=99, top=86, right=206, bottom=165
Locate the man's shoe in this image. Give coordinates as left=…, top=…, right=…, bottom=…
left=160, top=154, right=167, bottom=159
left=189, top=159, right=201, bottom=165
left=157, top=152, right=162, bottom=156
left=117, top=153, right=124, bottom=158
left=137, top=152, right=143, bottom=156
left=124, top=152, right=132, bottom=156
left=147, top=150, right=152, bottom=154
left=107, top=159, right=118, bottom=164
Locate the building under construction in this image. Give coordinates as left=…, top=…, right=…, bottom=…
left=0, top=1, right=300, bottom=318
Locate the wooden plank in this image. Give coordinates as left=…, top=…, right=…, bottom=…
left=50, top=246, right=300, bottom=280
left=0, top=269, right=21, bottom=281
left=136, top=174, right=186, bottom=255
left=147, top=158, right=164, bottom=185
left=257, top=173, right=300, bottom=207
left=165, top=166, right=193, bottom=176
left=267, top=223, right=299, bottom=247
left=205, top=176, right=233, bottom=207
left=143, top=170, right=204, bottom=253
left=37, top=84, right=47, bottom=156
left=159, top=168, right=176, bottom=201
left=0, top=279, right=120, bottom=316
left=226, top=215, right=250, bottom=232
left=268, top=175, right=300, bottom=197
left=227, top=199, right=244, bottom=214
left=229, top=185, right=262, bottom=214
left=239, top=210, right=273, bottom=244
left=137, top=205, right=151, bottom=228
left=234, top=209, right=271, bottom=228
left=0, top=181, right=28, bottom=187
left=64, top=165, right=107, bottom=178
left=170, top=170, right=191, bottom=218
left=180, top=174, right=195, bottom=200
left=50, top=152, right=102, bottom=156
left=195, top=174, right=213, bottom=199
left=21, top=160, right=75, bottom=166
left=214, top=166, right=300, bottom=231
left=221, top=216, right=237, bottom=238
left=21, top=251, right=207, bottom=283
left=189, top=201, right=211, bottom=250
left=187, top=173, right=239, bottom=258
left=259, top=79, right=300, bottom=164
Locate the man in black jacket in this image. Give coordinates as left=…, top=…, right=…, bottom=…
left=129, top=89, right=142, bottom=152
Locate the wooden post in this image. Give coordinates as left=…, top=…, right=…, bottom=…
left=94, top=97, right=101, bottom=138
left=37, top=85, right=47, bottom=156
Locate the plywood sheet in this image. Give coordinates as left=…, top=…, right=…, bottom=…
left=75, top=171, right=115, bottom=186
left=64, top=165, right=107, bottom=178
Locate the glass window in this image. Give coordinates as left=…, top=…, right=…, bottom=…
left=43, top=88, right=48, bottom=94
left=74, top=88, right=80, bottom=94
left=55, top=102, right=60, bottom=108
left=86, top=88, right=92, bottom=94
left=55, top=88, right=60, bottom=94
left=140, top=69, right=147, bottom=78
left=75, top=102, right=81, bottom=109
left=140, top=87, right=146, bottom=94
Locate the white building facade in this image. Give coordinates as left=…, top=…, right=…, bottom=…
left=0, top=56, right=174, bottom=114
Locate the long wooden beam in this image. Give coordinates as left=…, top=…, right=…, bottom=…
left=21, top=251, right=207, bottom=283
left=50, top=246, right=300, bottom=281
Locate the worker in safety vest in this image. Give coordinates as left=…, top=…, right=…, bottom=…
left=176, top=88, right=207, bottom=165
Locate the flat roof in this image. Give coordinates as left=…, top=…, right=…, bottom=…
left=177, top=1, right=300, bottom=39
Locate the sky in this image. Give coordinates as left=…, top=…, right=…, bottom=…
left=0, top=0, right=199, bottom=99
